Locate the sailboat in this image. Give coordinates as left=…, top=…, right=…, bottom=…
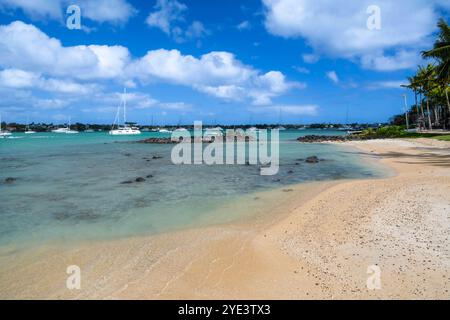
left=275, top=108, right=286, bottom=130
left=338, top=106, right=353, bottom=132
left=0, top=114, right=12, bottom=138
left=25, top=118, right=36, bottom=134
left=52, top=117, right=79, bottom=134
left=109, top=88, right=141, bottom=135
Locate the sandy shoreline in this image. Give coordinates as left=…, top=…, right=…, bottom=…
left=0, top=138, right=449, bottom=299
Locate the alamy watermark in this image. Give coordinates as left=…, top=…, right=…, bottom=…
left=66, top=5, right=81, bottom=30
left=366, top=265, right=382, bottom=290
left=66, top=265, right=81, bottom=290
left=366, top=5, right=381, bottom=30
left=170, top=122, right=279, bottom=176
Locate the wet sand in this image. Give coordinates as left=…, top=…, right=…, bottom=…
left=0, top=138, right=449, bottom=299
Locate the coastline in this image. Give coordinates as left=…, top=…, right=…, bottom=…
left=0, top=138, right=449, bottom=299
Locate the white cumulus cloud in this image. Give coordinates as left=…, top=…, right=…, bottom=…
left=326, top=71, right=339, bottom=84
left=251, top=104, right=319, bottom=116
left=263, top=0, right=446, bottom=71
left=0, top=21, right=131, bottom=80
left=0, top=21, right=301, bottom=109
left=0, top=0, right=136, bottom=24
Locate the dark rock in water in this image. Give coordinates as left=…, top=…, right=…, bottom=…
left=123, top=153, right=132, bottom=157
left=297, top=135, right=348, bottom=143
left=135, top=177, right=146, bottom=182
left=137, top=138, right=177, bottom=144
left=77, top=210, right=100, bottom=221
left=53, top=212, right=69, bottom=220
left=295, top=162, right=300, bottom=165
left=297, top=135, right=371, bottom=143
left=146, top=175, right=154, bottom=179
left=4, top=177, right=17, bottom=184
left=121, top=180, right=133, bottom=184
left=287, top=170, right=294, bottom=174
left=152, top=155, right=163, bottom=160
left=305, top=156, right=320, bottom=163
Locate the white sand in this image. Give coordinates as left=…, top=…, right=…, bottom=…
left=1, top=138, right=449, bottom=299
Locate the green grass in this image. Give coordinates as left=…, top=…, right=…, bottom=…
left=356, top=126, right=450, bottom=140
left=433, top=135, right=450, bottom=141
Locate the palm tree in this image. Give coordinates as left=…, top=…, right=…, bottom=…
left=422, top=19, right=450, bottom=80
left=403, top=76, right=419, bottom=115
left=422, top=18, right=450, bottom=127
left=417, top=65, right=437, bottom=130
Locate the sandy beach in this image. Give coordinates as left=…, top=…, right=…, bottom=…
left=0, top=138, right=449, bottom=299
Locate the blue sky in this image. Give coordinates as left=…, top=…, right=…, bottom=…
left=0, top=0, right=449, bottom=125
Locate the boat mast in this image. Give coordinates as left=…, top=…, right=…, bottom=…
left=346, top=106, right=349, bottom=125
left=278, top=107, right=282, bottom=126
left=123, top=88, right=127, bottom=126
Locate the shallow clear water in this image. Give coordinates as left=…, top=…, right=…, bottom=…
left=0, top=130, right=386, bottom=247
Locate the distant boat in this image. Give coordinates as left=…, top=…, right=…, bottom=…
left=52, top=117, right=79, bottom=134
left=174, top=128, right=188, bottom=132
left=338, top=125, right=352, bottom=131
left=25, top=117, right=36, bottom=134
left=109, top=88, right=141, bottom=136
left=84, top=125, right=95, bottom=133
left=158, top=128, right=172, bottom=133
left=276, top=108, right=286, bottom=130
left=0, top=114, right=12, bottom=138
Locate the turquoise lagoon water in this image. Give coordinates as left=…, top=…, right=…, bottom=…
left=0, top=130, right=386, bottom=247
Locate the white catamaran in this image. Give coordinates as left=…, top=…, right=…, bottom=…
left=109, top=88, right=141, bottom=135
left=0, top=115, right=12, bottom=138
left=52, top=117, right=79, bottom=134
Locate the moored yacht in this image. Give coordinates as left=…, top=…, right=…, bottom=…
left=109, top=88, right=141, bottom=136
left=0, top=115, right=12, bottom=138
left=52, top=117, right=79, bottom=134
left=25, top=117, right=36, bottom=134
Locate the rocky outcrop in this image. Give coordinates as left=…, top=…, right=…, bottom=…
left=137, top=138, right=178, bottom=144
left=297, top=135, right=371, bottom=143
left=305, top=156, right=320, bottom=163
left=136, top=135, right=255, bottom=144
left=4, top=177, right=17, bottom=184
